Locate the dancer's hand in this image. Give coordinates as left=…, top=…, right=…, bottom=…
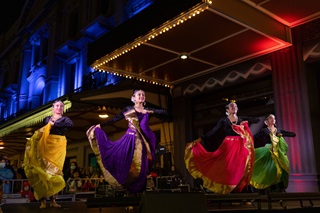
left=49, top=120, right=55, bottom=126
left=96, top=124, right=101, bottom=128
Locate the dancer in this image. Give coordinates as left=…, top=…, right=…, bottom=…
left=87, top=89, right=168, bottom=193
left=250, top=114, right=296, bottom=193
left=24, top=100, right=73, bottom=208
left=185, top=101, right=259, bottom=194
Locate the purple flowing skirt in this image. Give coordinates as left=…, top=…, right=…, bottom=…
left=88, top=111, right=156, bottom=193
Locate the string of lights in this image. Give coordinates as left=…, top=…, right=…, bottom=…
left=92, top=1, right=213, bottom=88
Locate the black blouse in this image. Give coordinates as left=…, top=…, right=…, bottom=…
left=201, top=116, right=260, bottom=140
left=100, top=106, right=168, bottom=126
left=43, top=116, right=74, bottom=136
left=253, top=127, right=296, bottom=148
left=200, top=116, right=259, bottom=151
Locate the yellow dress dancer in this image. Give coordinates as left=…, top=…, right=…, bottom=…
left=24, top=100, right=73, bottom=208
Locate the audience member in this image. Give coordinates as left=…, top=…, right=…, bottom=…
left=80, top=167, right=86, bottom=177
left=87, top=166, right=95, bottom=178
left=96, top=174, right=109, bottom=196
left=167, top=165, right=181, bottom=188
left=64, top=161, right=82, bottom=181
left=67, top=171, right=82, bottom=192
left=82, top=175, right=95, bottom=191
left=20, top=181, right=35, bottom=202
left=12, top=165, right=22, bottom=179
left=91, top=172, right=101, bottom=189
left=167, top=165, right=180, bottom=177
left=2, top=156, right=15, bottom=179
left=0, top=156, right=14, bottom=194
left=12, top=165, right=23, bottom=193
left=146, top=172, right=156, bottom=191
left=17, top=160, right=27, bottom=179
left=151, top=162, right=166, bottom=177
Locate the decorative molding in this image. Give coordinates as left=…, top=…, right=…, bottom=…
left=183, top=61, right=271, bottom=95
left=303, top=42, right=320, bottom=61
left=67, top=146, right=80, bottom=153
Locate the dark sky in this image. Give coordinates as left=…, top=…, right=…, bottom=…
left=0, top=0, right=25, bottom=34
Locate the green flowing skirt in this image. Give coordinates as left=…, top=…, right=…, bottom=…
left=250, top=137, right=289, bottom=190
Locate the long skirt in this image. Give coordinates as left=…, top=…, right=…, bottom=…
left=250, top=137, right=289, bottom=190
left=185, top=123, right=254, bottom=194
left=87, top=126, right=154, bottom=193
left=24, top=123, right=66, bottom=200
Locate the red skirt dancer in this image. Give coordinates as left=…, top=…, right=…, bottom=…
left=185, top=121, right=254, bottom=194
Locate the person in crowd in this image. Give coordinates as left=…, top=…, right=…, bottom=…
left=149, top=162, right=166, bottom=189
left=20, top=181, right=35, bottom=202
left=64, top=162, right=83, bottom=181
left=250, top=114, right=296, bottom=193
left=17, top=160, right=27, bottom=179
left=150, top=162, right=166, bottom=177
left=167, top=165, right=180, bottom=177
left=12, top=165, right=22, bottom=179
left=24, top=99, right=74, bottom=208
left=87, top=166, right=95, bottom=178
left=2, top=156, right=15, bottom=179
left=146, top=172, right=156, bottom=191
left=12, top=165, right=23, bottom=193
left=81, top=174, right=95, bottom=191
left=167, top=165, right=181, bottom=189
left=95, top=173, right=110, bottom=196
left=90, top=172, right=102, bottom=189
left=80, top=167, right=87, bottom=177
left=185, top=101, right=259, bottom=194
left=87, top=89, right=168, bottom=193
left=0, top=156, right=14, bottom=194
left=90, top=170, right=104, bottom=189
left=67, top=171, right=82, bottom=192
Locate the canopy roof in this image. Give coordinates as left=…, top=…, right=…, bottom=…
left=88, top=0, right=320, bottom=87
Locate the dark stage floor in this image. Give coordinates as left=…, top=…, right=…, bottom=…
left=1, top=192, right=320, bottom=213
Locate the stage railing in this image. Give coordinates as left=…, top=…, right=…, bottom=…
left=0, top=178, right=108, bottom=203
left=0, top=179, right=29, bottom=194
left=267, top=192, right=320, bottom=209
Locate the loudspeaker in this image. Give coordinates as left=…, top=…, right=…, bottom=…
left=139, top=192, right=208, bottom=213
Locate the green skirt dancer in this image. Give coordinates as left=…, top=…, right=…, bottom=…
left=250, top=134, right=289, bottom=191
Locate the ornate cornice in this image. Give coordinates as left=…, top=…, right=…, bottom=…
left=183, top=61, right=271, bottom=95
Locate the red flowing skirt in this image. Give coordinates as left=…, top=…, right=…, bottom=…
left=185, top=122, right=254, bottom=194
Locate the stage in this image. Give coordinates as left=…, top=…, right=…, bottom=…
left=1, top=192, right=320, bottom=213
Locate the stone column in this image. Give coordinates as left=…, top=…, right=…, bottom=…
left=172, top=87, right=194, bottom=187
left=270, top=31, right=318, bottom=192
left=18, top=41, right=32, bottom=111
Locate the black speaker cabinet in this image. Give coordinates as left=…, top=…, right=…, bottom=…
left=139, top=192, right=208, bottom=213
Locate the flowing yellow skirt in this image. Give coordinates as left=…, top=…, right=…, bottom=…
left=24, top=123, right=66, bottom=200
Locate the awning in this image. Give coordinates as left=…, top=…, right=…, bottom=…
left=85, top=0, right=320, bottom=87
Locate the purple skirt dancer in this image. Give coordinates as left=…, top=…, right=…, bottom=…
left=87, top=108, right=156, bottom=193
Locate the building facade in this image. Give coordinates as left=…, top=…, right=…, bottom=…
left=0, top=0, right=319, bottom=192
left=0, top=0, right=172, bottom=174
